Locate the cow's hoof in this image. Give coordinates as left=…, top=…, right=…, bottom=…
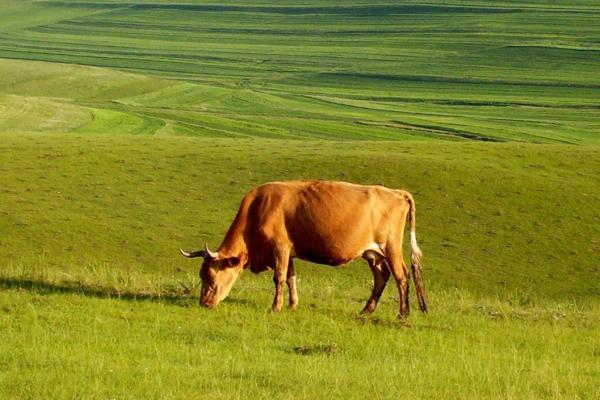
left=360, top=307, right=375, bottom=315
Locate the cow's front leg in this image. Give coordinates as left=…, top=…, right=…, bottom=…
left=271, top=247, right=290, bottom=312
left=287, top=259, right=298, bottom=310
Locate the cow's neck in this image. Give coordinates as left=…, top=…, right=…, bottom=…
left=218, top=230, right=247, bottom=260
left=217, top=211, right=248, bottom=260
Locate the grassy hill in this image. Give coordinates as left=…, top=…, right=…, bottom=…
left=1, top=132, right=599, bottom=299
left=1, top=131, right=599, bottom=399
left=0, top=1, right=599, bottom=399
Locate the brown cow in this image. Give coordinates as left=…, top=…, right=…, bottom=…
left=180, top=180, right=427, bottom=318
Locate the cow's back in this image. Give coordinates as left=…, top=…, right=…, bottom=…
left=244, top=181, right=408, bottom=266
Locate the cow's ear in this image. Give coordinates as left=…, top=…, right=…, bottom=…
left=225, top=257, right=240, bottom=267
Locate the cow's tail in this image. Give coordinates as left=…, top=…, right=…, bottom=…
left=406, top=193, right=428, bottom=313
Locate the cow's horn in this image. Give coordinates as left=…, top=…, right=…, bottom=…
left=180, top=248, right=206, bottom=258
left=204, top=243, right=219, bottom=259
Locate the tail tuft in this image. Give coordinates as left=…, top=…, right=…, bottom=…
left=410, top=245, right=428, bottom=313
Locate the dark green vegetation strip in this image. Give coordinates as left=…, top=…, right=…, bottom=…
left=40, top=2, right=524, bottom=14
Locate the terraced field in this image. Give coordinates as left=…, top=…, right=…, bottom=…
left=1, top=0, right=599, bottom=142
left=1, top=1, right=599, bottom=399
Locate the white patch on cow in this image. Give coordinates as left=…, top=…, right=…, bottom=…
left=367, top=242, right=380, bottom=252
left=358, top=242, right=385, bottom=259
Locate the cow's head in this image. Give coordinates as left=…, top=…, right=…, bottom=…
left=180, top=244, right=243, bottom=308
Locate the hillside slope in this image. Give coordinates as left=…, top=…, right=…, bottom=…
left=2, top=133, right=598, bottom=299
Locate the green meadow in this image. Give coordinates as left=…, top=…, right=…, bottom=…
left=1, top=1, right=599, bottom=399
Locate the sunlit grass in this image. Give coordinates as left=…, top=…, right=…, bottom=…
left=1, top=134, right=598, bottom=399
left=1, top=260, right=598, bottom=399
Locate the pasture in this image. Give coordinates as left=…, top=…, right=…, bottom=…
left=1, top=1, right=599, bottom=399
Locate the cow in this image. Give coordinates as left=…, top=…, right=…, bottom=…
left=180, top=180, right=427, bottom=318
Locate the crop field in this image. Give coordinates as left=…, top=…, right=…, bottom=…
left=1, top=1, right=599, bottom=399
left=2, top=0, right=600, bottom=143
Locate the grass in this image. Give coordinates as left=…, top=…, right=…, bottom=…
left=1, top=133, right=599, bottom=398
left=1, top=278, right=598, bottom=399
left=0, top=0, right=599, bottom=398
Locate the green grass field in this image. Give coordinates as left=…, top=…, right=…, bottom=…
left=1, top=1, right=599, bottom=399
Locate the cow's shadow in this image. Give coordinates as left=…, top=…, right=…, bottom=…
left=0, top=276, right=267, bottom=310
left=1, top=277, right=433, bottom=328
left=0, top=276, right=194, bottom=307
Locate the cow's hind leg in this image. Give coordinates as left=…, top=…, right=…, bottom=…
left=361, top=252, right=390, bottom=315
left=287, top=259, right=298, bottom=310
left=272, top=247, right=291, bottom=313
left=386, top=247, right=410, bottom=319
